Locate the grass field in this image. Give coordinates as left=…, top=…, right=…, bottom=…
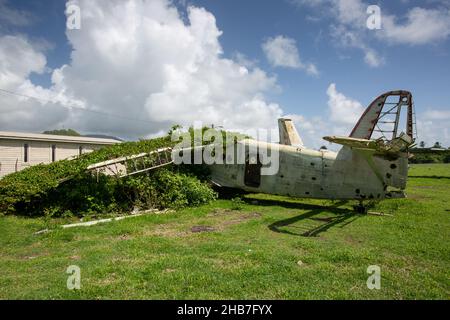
left=0, top=164, right=449, bottom=299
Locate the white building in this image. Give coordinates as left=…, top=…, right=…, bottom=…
left=0, top=131, right=120, bottom=178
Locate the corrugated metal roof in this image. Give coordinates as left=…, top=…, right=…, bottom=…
left=0, top=131, right=121, bottom=145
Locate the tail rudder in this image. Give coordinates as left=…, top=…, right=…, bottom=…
left=350, top=90, right=415, bottom=142
left=326, top=90, right=416, bottom=198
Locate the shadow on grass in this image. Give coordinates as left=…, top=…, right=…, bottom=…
left=409, top=175, right=450, bottom=180
left=259, top=199, right=359, bottom=237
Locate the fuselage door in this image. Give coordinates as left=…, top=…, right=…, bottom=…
left=244, top=153, right=262, bottom=188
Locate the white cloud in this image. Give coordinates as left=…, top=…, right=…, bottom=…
left=381, top=7, right=450, bottom=45
left=325, top=85, right=450, bottom=148
left=0, top=0, right=283, bottom=139
left=284, top=84, right=365, bottom=149
left=289, top=0, right=327, bottom=8
left=284, top=113, right=331, bottom=148
left=0, top=35, right=46, bottom=88
left=363, top=48, right=384, bottom=67
left=288, top=84, right=450, bottom=149
left=262, top=35, right=319, bottom=75
left=417, top=118, right=450, bottom=148
left=0, top=0, right=34, bottom=28
left=262, top=35, right=301, bottom=68
left=232, top=52, right=258, bottom=68
left=334, top=0, right=367, bottom=26
left=292, top=0, right=450, bottom=66
left=423, top=109, right=450, bottom=121
left=330, top=24, right=384, bottom=68
left=326, top=83, right=364, bottom=125
left=295, top=0, right=386, bottom=67
left=305, top=63, right=319, bottom=76
left=0, top=35, right=70, bottom=132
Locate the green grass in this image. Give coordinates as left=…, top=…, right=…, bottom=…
left=0, top=164, right=449, bottom=299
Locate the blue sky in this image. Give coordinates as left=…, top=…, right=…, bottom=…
left=190, top=0, right=450, bottom=116
left=0, top=0, right=449, bottom=147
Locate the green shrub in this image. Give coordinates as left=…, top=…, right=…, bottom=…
left=444, top=154, right=450, bottom=164
left=409, top=150, right=450, bottom=164
left=0, top=132, right=222, bottom=217
left=231, top=197, right=245, bottom=210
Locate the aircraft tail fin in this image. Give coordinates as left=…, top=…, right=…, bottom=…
left=278, top=118, right=304, bottom=147
left=350, top=90, right=415, bottom=142
left=324, top=90, right=417, bottom=198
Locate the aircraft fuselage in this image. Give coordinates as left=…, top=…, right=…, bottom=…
left=209, top=139, right=408, bottom=200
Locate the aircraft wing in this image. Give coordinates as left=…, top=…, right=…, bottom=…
left=323, top=133, right=414, bottom=154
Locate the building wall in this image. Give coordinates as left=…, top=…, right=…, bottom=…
left=0, top=140, right=107, bottom=178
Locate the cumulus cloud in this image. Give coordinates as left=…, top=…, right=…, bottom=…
left=0, top=35, right=70, bottom=131
left=0, top=35, right=46, bottom=88
left=293, top=0, right=384, bottom=67
left=283, top=84, right=364, bottom=148
left=232, top=52, right=258, bottom=69
left=423, top=109, right=450, bottom=121
left=381, top=7, right=450, bottom=45
left=0, top=0, right=35, bottom=28
left=416, top=116, right=450, bottom=148
left=288, top=84, right=450, bottom=149
left=262, top=35, right=319, bottom=75
left=326, top=83, right=364, bottom=125
left=0, top=0, right=283, bottom=139
left=262, top=36, right=301, bottom=68
left=330, top=24, right=384, bottom=68
left=283, top=113, right=330, bottom=148
left=292, top=0, right=450, bottom=66
left=363, top=49, right=384, bottom=67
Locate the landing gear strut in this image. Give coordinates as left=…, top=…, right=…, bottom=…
left=353, top=200, right=393, bottom=216
left=353, top=201, right=368, bottom=214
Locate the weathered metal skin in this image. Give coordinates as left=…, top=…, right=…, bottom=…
left=209, top=140, right=408, bottom=200
left=209, top=90, right=414, bottom=201
left=278, top=118, right=303, bottom=147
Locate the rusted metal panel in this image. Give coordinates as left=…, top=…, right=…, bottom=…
left=350, top=90, right=414, bottom=141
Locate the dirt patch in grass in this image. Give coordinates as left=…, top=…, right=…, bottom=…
left=407, top=194, right=430, bottom=200
left=145, top=223, right=189, bottom=238
left=96, top=273, right=118, bottom=286
left=191, top=212, right=262, bottom=233
left=209, top=257, right=253, bottom=271
left=117, top=234, right=133, bottom=241
left=241, top=212, right=262, bottom=219
left=141, top=210, right=262, bottom=238
left=220, top=212, right=262, bottom=228
left=191, top=226, right=216, bottom=233
left=19, top=251, right=49, bottom=260
left=344, top=235, right=363, bottom=245
left=207, top=208, right=235, bottom=217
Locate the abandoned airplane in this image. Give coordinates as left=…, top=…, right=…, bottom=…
left=88, top=90, right=416, bottom=211
left=208, top=90, right=415, bottom=203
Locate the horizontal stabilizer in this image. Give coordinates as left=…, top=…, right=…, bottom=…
left=324, top=133, right=413, bottom=154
